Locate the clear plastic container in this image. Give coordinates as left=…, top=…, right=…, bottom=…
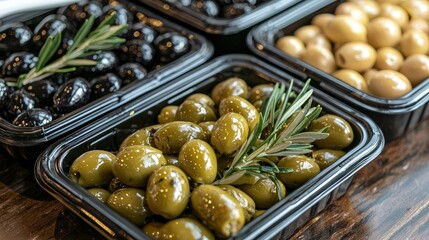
left=247, top=0, right=429, bottom=142
left=35, top=54, right=384, bottom=240
left=137, top=0, right=302, bottom=54
left=0, top=0, right=213, bottom=163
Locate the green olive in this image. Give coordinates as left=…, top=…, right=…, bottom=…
left=367, top=17, right=401, bottom=48
left=348, top=0, right=380, bottom=19
left=69, top=150, right=115, bottom=188
left=399, top=54, right=429, bottom=86
left=400, top=29, right=429, bottom=57
left=309, top=114, right=354, bottom=150
left=253, top=100, right=263, bottom=112
left=251, top=210, right=266, bottom=220
left=307, top=34, right=332, bottom=51
left=238, top=177, right=286, bottom=210
left=146, top=165, right=190, bottom=219
left=401, top=1, right=429, bottom=20
left=108, top=177, right=127, bottom=193
left=154, top=121, right=207, bottom=155
left=191, top=185, right=245, bottom=238
left=312, top=149, right=346, bottom=170
left=249, top=84, right=274, bottom=104
left=276, top=36, right=306, bottom=58
left=211, top=112, right=249, bottom=155
left=211, top=77, right=248, bottom=106
left=335, top=42, right=376, bottom=72
left=87, top=188, right=111, bottom=203
left=186, top=93, right=216, bottom=111
left=142, top=222, right=164, bottom=240
left=367, top=70, right=412, bottom=98
left=217, top=155, right=233, bottom=172
left=159, top=218, right=214, bottom=240
left=164, top=155, right=179, bottom=166
left=178, top=139, right=217, bottom=184
left=378, top=2, right=409, bottom=28
left=294, top=25, right=321, bottom=44
left=323, top=15, right=367, bottom=44
left=277, top=155, right=321, bottom=189
left=404, top=18, right=429, bottom=34
left=332, top=69, right=368, bottom=92
left=311, top=13, right=335, bottom=30
left=119, top=124, right=163, bottom=150
left=218, top=185, right=256, bottom=223
left=375, top=47, right=404, bottom=71
left=301, top=45, right=337, bottom=74
left=107, top=188, right=151, bottom=226
left=219, top=96, right=260, bottom=132
left=113, top=145, right=167, bottom=187
left=198, top=121, right=215, bottom=140
left=158, top=106, right=178, bottom=124
left=175, top=100, right=217, bottom=124
left=335, top=2, right=369, bottom=25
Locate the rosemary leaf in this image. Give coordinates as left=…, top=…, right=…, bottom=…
left=45, top=67, right=77, bottom=73
left=66, top=59, right=98, bottom=66
left=94, top=13, right=117, bottom=32
left=67, top=15, right=95, bottom=54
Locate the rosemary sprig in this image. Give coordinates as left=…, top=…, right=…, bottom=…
left=13, top=13, right=127, bottom=87
left=214, top=79, right=330, bottom=200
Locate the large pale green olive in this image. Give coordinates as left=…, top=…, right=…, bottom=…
left=323, top=15, right=367, bottom=44
left=367, top=70, right=412, bottom=98
left=400, top=29, right=429, bottom=57
left=107, top=188, right=151, bottom=226
left=307, top=34, right=332, bottom=51
left=332, top=69, right=368, bottom=93
left=277, top=155, right=321, bottom=189
left=175, top=100, right=217, bottom=124
left=198, top=121, right=215, bottom=140
left=119, top=124, right=163, bottom=150
left=69, top=150, right=115, bottom=188
left=87, top=188, right=111, bottom=203
left=375, top=47, right=404, bottom=71
left=348, top=0, right=380, bottom=19
left=401, top=0, right=429, bottom=20
left=404, top=18, right=429, bottom=34
left=154, top=121, right=207, bottom=155
left=399, top=54, right=429, bottom=86
left=309, top=114, right=354, bottom=150
left=312, top=149, right=346, bottom=170
left=367, top=17, right=401, bottom=48
left=311, top=13, right=335, bottom=30
left=301, top=45, right=337, bottom=74
left=146, top=165, right=190, bottom=219
left=238, top=177, right=286, bottom=210
left=294, top=25, right=321, bottom=44
left=335, top=2, right=369, bottom=25
left=211, top=77, right=248, bottom=106
left=158, top=106, right=178, bottom=124
left=191, top=185, right=245, bottom=238
left=335, top=42, right=377, bottom=72
left=218, top=185, right=256, bottom=223
left=142, top=222, right=164, bottom=240
left=276, top=36, right=306, bottom=58
left=159, top=218, right=214, bottom=240
left=211, top=112, right=249, bottom=155
left=113, top=145, right=167, bottom=187
left=252, top=210, right=266, bottom=220
left=219, top=96, right=260, bottom=132
left=186, top=93, right=216, bottom=111
left=178, top=139, right=217, bottom=184
left=249, top=84, right=274, bottom=104
left=378, top=2, right=409, bottom=28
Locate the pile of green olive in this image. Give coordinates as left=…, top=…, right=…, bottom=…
left=276, top=0, right=429, bottom=99
left=69, top=77, right=354, bottom=239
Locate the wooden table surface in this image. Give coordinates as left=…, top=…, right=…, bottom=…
left=1, top=117, right=429, bottom=240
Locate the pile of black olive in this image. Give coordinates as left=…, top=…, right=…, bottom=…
left=0, top=0, right=190, bottom=127
left=165, top=0, right=271, bottom=18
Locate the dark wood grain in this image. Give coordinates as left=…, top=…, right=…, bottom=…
left=0, top=117, right=428, bottom=240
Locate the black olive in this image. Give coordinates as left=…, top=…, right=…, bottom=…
left=119, top=39, right=155, bottom=66
left=90, top=73, right=122, bottom=99
left=51, top=73, right=72, bottom=86
left=165, top=0, right=192, bottom=6
left=126, top=23, right=157, bottom=43
left=12, top=108, right=53, bottom=127
left=33, top=14, right=75, bottom=49
left=58, top=1, right=103, bottom=27
left=3, top=89, right=39, bottom=121
left=0, top=78, right=9, bottom=105
left=154, top=32, right=189, bottom=64
left=221, top=3, right=253, bottom=18
left=2, top=52, right=38, bottom=77
left=23, top=79, right=57, bottom=107
left=0, top=22, right=33, bottom=52
left=191, top=0, right=220, bottom=17
left=79, top=51, right=118, bottom=76
left=117, top=63, right=147, bottom=85
left=100, top=5, right=134, bottom=35
left=53, top=77, right=91, bottom=114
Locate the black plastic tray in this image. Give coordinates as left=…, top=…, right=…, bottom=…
left=137, top=0, right=302, bottom=54
left=247, top=0, right=429, bottom=142
left=35, top=54, right=384, bottom=239
left=0, top=0, right=213, bottom=163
